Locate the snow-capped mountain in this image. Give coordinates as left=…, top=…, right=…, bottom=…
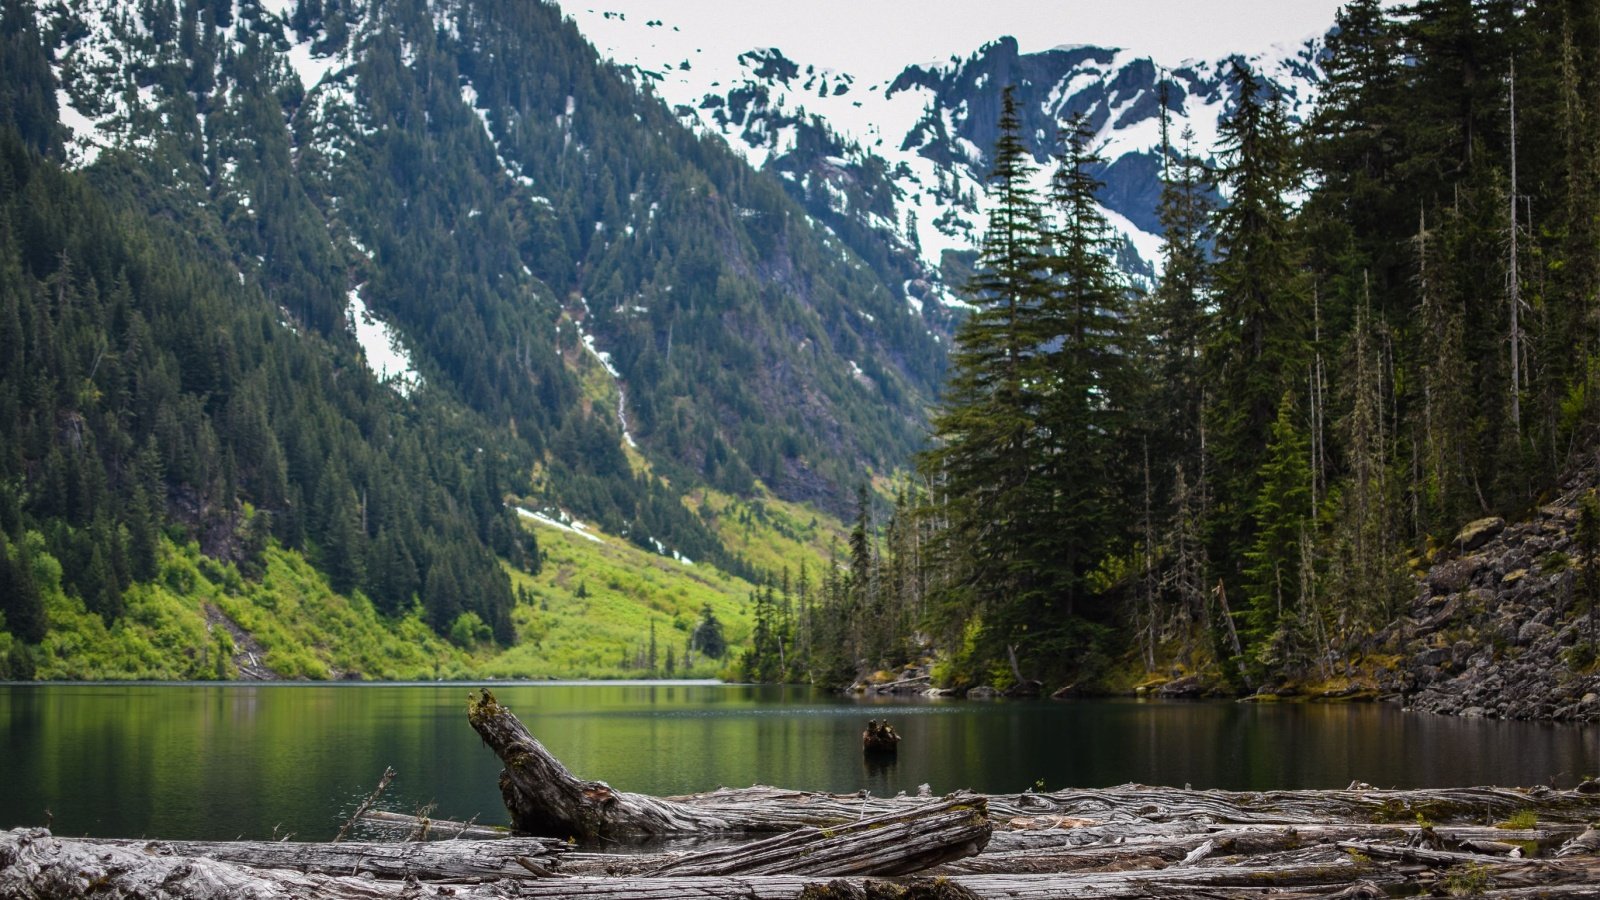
left=571, top=6, right=1321, bottom=303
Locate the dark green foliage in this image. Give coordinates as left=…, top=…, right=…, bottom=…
left=919, top=87, right=1055, bottom=668
left=897, top=0, right=1600, bottom=690
left=907, top=91, right=1143, bottom=687
left=0, top=531, right=44, bottom=643
left=0, top=0, right=59, bottom=158
left=1204, top=60, right=1308, bottom=586
left=1242, top=392, right=1312, bottom=658
left=0, top=0, right=961, bottom=657
left=689, top=602, right=726, bottom=660
left=0, top=0, right=528, bottom=644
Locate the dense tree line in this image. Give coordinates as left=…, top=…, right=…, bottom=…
left=772, top=0, right=1600, bottom=690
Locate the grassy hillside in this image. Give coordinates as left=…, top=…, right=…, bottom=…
left=2, top=533, right=466, bottom=682
left=1, top=502, right=851, bottom=682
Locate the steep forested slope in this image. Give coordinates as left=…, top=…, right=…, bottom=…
left=0, top=0, right=947, bottom=673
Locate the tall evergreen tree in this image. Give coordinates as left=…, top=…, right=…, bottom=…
left=1037, top=113, right=1131, bottom=622
left=1205, top=60, right=1307, bottom=589
left=920, top=85, right=1052, bottom=663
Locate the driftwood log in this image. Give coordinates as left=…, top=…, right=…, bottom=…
left=16, top=826, right=1600, bottom=899
left=357, top=809, right=507, bottom=839
left=93, top=834, right=568, bottom=879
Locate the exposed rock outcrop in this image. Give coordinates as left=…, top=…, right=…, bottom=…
left=1386, top=475, right=1600, bottom=721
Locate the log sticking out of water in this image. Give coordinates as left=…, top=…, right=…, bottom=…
left=468, top=687, right=937, bottom=840
left=357, top=809, right=509, bottom=839
left=862, top=719, right=901, bottom=753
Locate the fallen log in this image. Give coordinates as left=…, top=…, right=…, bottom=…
left=89, top=834, right=568, bottom=880
left=645, top=793, right=987, bottom=876
left=659, top=781, right=1600, bottom=830
left=12, top=822, right=1600, bottom=899
left=468, top=688, right=931, bottom=840
left=1336, top=839, right=1543, bottom=867
left=357, top=809, right=508, bottom=839
left=975, top=783, right=1599, bottom=825
left=0, top=827, right=1397, bottom=899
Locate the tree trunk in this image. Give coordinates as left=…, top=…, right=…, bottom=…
left=92, top=834, right=567, bottom=880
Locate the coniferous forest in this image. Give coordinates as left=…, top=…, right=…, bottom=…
left=741, top=0, right=1600, bottom=695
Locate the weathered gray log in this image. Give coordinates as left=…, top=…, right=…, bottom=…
left=21, top=826, right=1600, bottom=900
left=663, top=781, right=1600, bottom=830
left=1336, top=839, right=1543, bottom=866
left=0, top=828, right=467, bottom=899
left=89, top=834, right=568, bottom=880
left=357, top=809, right=509, bottom=839
left=645, top=793, right=987, bottom=876
left=974, top=783, right=1600, bottom=825
left=0, top=827, right=1380, bottom=899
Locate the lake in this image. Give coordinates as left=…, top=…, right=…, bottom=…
left=2, top=682, right=1595, bottom=841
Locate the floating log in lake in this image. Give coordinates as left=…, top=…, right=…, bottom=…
left=11, top=689, right=1600, bottom=898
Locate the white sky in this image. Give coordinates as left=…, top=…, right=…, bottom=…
left=566, top=2, right=1361, bottom=79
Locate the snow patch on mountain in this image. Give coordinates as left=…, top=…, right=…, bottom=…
left=346, top=285, right=423, bottom=397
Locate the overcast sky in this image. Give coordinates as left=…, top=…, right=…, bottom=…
left=569, top=2, right=1366, bottom=77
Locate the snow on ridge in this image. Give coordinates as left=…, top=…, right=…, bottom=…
left=568, top=1, right=1322, bottom=289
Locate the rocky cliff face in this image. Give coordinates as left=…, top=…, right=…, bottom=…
left=1384, top=476, right=1600, bottom=721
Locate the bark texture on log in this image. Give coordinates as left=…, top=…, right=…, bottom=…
left=14, top=826, right=1600, bottom=900
left=356, top=809, right=507, bottom=839
left=646, top=793, right=988, bottom=877
left=94, top=835, right=567, bottom=880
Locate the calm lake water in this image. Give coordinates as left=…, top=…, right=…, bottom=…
left=2, top=682, right=1596, bottom=841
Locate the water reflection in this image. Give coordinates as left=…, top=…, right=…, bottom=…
left=1, top=683, right=1595, bottom=841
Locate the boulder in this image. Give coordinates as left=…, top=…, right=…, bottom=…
left=1518, top=621, right=1554, bottom=646
left=1455, top=516, right=1505, bottom=552
left=1426, top=557, right=1480, bottom=594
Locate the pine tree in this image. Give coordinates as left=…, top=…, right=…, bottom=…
left=1205, top=60, right=1308, bottom=589
left=1242, top=391, right=1313, bottom=669
left=1036, top=113, right=1130, bottom=623
left=919, top=85, right=1051, bottom=660
left=1327, top=295, right=1408, bottom=642
left=1148, top=122, right=1214, bottom=483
